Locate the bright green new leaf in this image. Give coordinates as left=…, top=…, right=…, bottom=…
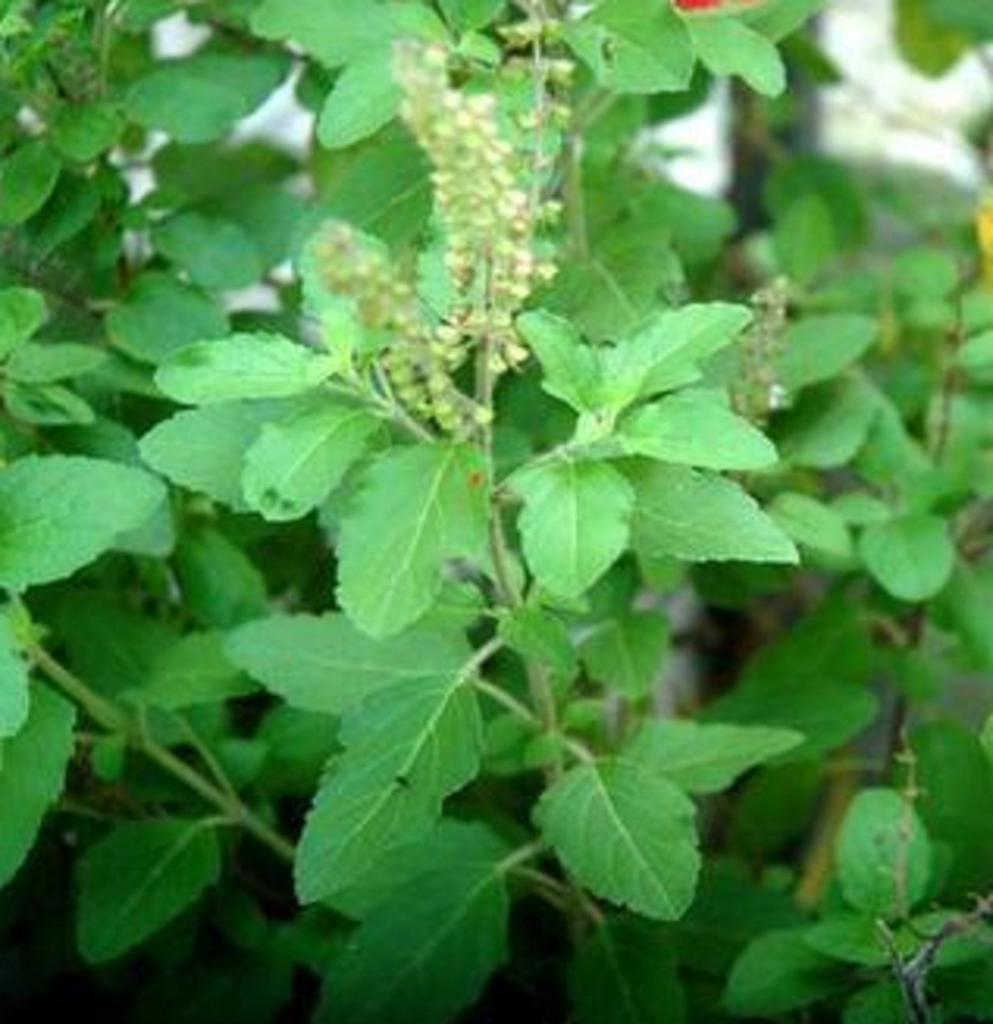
left=580, top=611, right=668, bottom=699
left=515, top=310, right=603, bottom=412
left=226, top=612, right=470, bottom=715
left=623, top=720, right=803, bottom=794
left=337, top=444, right=488, bottom=637
left=629, top=463, right=797, bottom=565
left=535, top=758, right=700, bottom=920
left=0, top=140, right=60, bottom=224
left=0, top=287, right=46, bottom=359
left=140, top=402, right=276, bottom=510
left=318, top=50, right=400, bottom=149
left=242, top=400, right=381, bottom=521
left=0, top=612, right=29, bottom=740
left=76, top=818, right=222, bottom=962
left=836, top=789, right=933, bottom=918
left=769, top=493, right=853, bottom=560
left=316, top=858, right=509, bottom=1024
left=776, top=315, right=878, bottom=392
left=156, top=333, right=337, bottom=405
left=568, top=917, right=686, bottom=1024
left=295, top=673, right=483, bottom=902
left=513, top=459, right=634, bottom=599
left=859, top=514, right=955, bottom=602
left=0, top=687, right=75, bottom=888
left=688, top=17, right=786, bottom=97
left=617, top=391, right=778, bottom=471
left=566, top=0, right=694, bottom=94
left=251, top=0, right=393, bottom=67
left=4, top=342, right=105, bottom=384
left=0, top=456, right=165, bottom=592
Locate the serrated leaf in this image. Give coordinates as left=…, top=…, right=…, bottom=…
left=0, top=686, right=75, bottom=888
left=242, top=400, right=381, bottom=521
left=513, top=459, right=634, bottom=599
left=535, top=758, right=700, bottom=920
left=515, top=310, right=603, bottom=412
left=156, top=333, right=337, bottom=405
left=295, top=673, right=483, bottom=902
left=623, top=720, right=802, bottom=794
left=317, top=50, right=400, bottom=149
left=568, top=916, right=685, bottom=1024
left=226, top=613, right=470, bottom=715
left=580, top=611, right=668, bottom=698
left=0, top=611, right=29, bottom=740
left=315, top=858, right=509, bottom=1024
left=629, top=462, right=797, bottom=565
left=139, top=402, right=275, bottom=510
left=836, top=788, right=933, bottom=918
left=0, top=456, right=165, bottom=592
left=617, top=391, right=778, bottom=470
left=859, top=514, right=955, bottom=602
left=76, top=818, right=222, bottom=963
left=337, top=444, right=488, bottom=638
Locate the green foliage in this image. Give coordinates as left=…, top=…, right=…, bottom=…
left=3, top=0, right=993, bottom=1019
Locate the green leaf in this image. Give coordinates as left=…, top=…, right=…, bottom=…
left=50, top=102, right=123, bottom=162
left=566, top=0, right=694, bottom=94
left=0, top=611, right=29, bottom=739
left=859, top=514, right=955, bottom=602
left=139, top=402, right=275, bottom=510
left=0, top=140, right=60, bottom=224
left=156, top=333, right=337, bottom=405
left=135, top=633, right=255, bottom=710
left=568, top=916, right=685, bottom=1024
left=515, top=310, right=603, bottom=413
left=513, top=459, right=633, bottom=599
left=0, top=287, right=46, bottom=359
left=0, top=456, right=165, bottom=592
left=777, top=376, right=880, bottom=469
left=152, top=212, right=264, bottom=291
left=337, top=444, right=488, bottom=638
left=251, top=0, right=393, bottom=67
left=316, top=858, right=508, bottom=1024
left=438, top=0, right=503, bottom=31
left=126, top=53, right=287, bottom=144
left=769, top=492, right=853, bottom=560
left=498, top=606, right=578, bottom=681
left=106, top=272, right=228, bottom=366
left=317, top=50, right=400, bottom=149
left=242, top=400, right=381, bottom=521
left=4, top=342, right=105, bottom=384
left=776, top=315, right=878, bottom=391
left=295, top=673, right=483, bottom=902
left=0, top=687, right=75, bottom=888
left=580, top=611, right=668, bottom=699
left=629, top=463, right=798, bottom=565
left=617, top=392, right=778, bottom=471
left=725, top=929, right=844, bottom=1017
left=623, top=720, right=803, bottom=794
left=688, top=17, right=786, bottom=97
left=76, top=818, right=222, bottom=963
left=226, top=613, right=470, bottom=715
left=535, top=757, right=700, bottom=920
left=836, top=789, right=933, bottom=918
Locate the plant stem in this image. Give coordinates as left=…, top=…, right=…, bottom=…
left=28, top=646, right=295, bottom=865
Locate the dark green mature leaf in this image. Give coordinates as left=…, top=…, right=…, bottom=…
left=617, top=391, right=778, bottom=470
left=836, top=789, right=933, bottom=918
left=0, top=456, right=165, bottom=592
left=777, top=315, right=878, bottom=391
left=76, top=818, right=222, bottom=963
left=226, top=613, right=470, bottom=715
left=242, top=400, right=381, bottom=521
left=136, top=633, right=255, bottom=710
left=568, top=916, right=685, bottom=1024
left=513, top=459, right=634, bottom=599
left=535, top=757, right=700, bottom=920
left=725, top=929, right=845, bottom=1017
left=50, top=102, right=123, bottom=162
left=0, top=140, right=60, bottom=224
left=156, top=334, right=337, bottom=405
left=580, top=611, right=668, bottom=699
left=629, top=463, right=797, bottom=565
left=624, top=720, right=802, bottom=794
left=336, top=444, right=488, bottom=637
left=859, top=514, right=955, bottom=602
left=316, top=857, right=509, bottom=1024
left=0, top=287, right=46, bottom=358
left=295, top=673, right=483, bottom=902
left=0, top=687, right=75, bottom=888
left=152, top=212, right=264, bottom=291
left=0, top=611, right=29, bottom=740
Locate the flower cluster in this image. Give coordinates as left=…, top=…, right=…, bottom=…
left=733, top=277, right=791, bottom=424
